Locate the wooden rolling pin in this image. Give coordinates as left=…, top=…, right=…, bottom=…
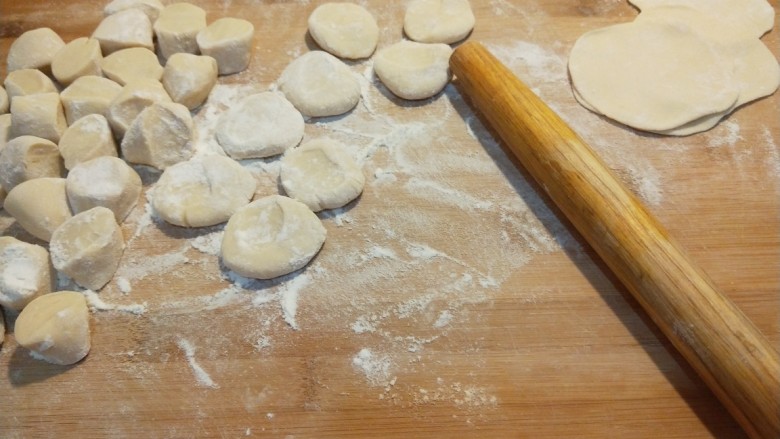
left=450, top=41, right=780, bottom=439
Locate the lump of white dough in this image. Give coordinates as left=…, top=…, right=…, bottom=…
left=66, top=156, right=141, bottom=222
left=196, top=17, right=254, bottom=75
left=92, top=8, right=154, bottom=55
left=221, top=195, right=326, bottom=279
left=404, top=0, right=475, bottom=44
left=280, top=138, right=365, bottom=212
left=0, top=135, right=64, bottom=191
left=0, top=86, right=8, bottom=114
left=374, top=41, right=453, bottom=100
left=121, top=101, right=193, bottom=169
left=161, top=53, right=217, bottom=110
left=10, top=93, right=67, bottom=143
left=101, top=47, right=163, bottom=86
left=60, top=76, right=123, bottom=125
left=216, top=92, right=304, bottom=159
left=3, top=178, right=72, bottom=242
left=0, top=236, right=53, bottom=311
left=308, top=3, right=378, bottom=60
left=6, top=28, right=65, bottom=74
left=107, top=79, right=172, bottom=138
left=104, top=0, right=164, bottom=23
left=152, top=155, right=256, bottom=227
left=51, top=37, right=103, bottom=86
left=154, top=2, right=207, bottom=60
left=50, top=207, right=124, bottom=291
left=14, top=291, right=91, bottom=365
left=58, top=114, right=118, bottom=170
left=4, top=69, right=58, bottom=101
left=278, top=51, right=360, bottom=117
left=0, top=114, right=12, bottom=151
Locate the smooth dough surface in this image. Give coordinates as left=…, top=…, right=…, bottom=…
left=162, top=53, right=218, bottom=110
left=66, top=156, right=142, bottom=222
left=154, top=2, right=207, bottom=60
left=0, top=135, right=64, bottom=191
left=120, top=101, right=193, bottom=169
left=58, top=114, right=118, bottom=170
left=404, top=0, right=475, bottom=44
left=107, top=79, right=172, bottom=138
left=4, top=69, right=58, bottom=101
left=104, top=0, right=164, bottom=23
left=101, top=47, right=163, bottom=86
left=0, top=236, right=52, bottom=311
left=92, top=8, right=154, bottom=54
left=196, top=17, right=254, bottom=75
left=308, top=3, right=379, bottom=59
left=278, top=51, right=360, bottom=117
left=0, top=86, right=7, bottom=114
left=3, top=178, right=73, bottom=242
left=60, top=75, right=123, bottom=125
left=7, top=28, right=64, bottom=73
left=374, top=41, right=453, bottom=100
left=51, top=37, right=103, bottom=86
left=10, top=92, right=68, bottom=143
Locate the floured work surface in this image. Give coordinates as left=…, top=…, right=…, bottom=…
left=1, top=1, right=778, bottom=437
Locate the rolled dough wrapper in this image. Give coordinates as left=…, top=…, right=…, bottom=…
left=101, top=47, right=164, bottom=86
left=162, top=53, right=218, bottom=110
left=66, top=156, right=142, bottom=223
left=120, top=101, right=193, bottom=169
left=374, top=40, right=453, bottom=100
left=3, top=178, right=73, bottom=242
left=404, top=0, right=475, bottom=44
left=0, top=236, right=53, bottom=311
left=278, top=51, right=360, bottom=118
left=10, top=93, right=68, bottom=143
left=60, top=76, right=123, bottom=125
left=0, top=86, right=8, bottom=114
left=51, top=37, right=103, bottom=86
left=0, top=135, right=64, bottom=192
left=92, top=8, right=154, bottom=55
left=4, top=69, right=58, bottom=101
left=104, top=0, right=164, bottom=23
left=196, top=17, right=254, bottom=75
left=154, top=2, right=207, bottom=60
left=308, top=3, right=379, bottom=60
left=107, top=79, right=172, bottom=138
left=6, top=27, right=65, bottom=74
left=58, top=114, right=118, bottom=170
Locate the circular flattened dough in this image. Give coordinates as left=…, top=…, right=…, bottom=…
left=4, top=69, right=58, bottom=101
left=162, top=53, right=218, bottom=110
left=154, top=2, right=207, bottom=60
left=7, top=28, right=65, bottom=73
left=0, top=236, right=53, bottom=311
left=308, top=3, right=379, bottom=60
left=0, top=135, right=64, bottom=192
left=280, top=138, right=365, bottom=212
left=221, top=195, right=326, bottom=279
left=58, top=114, right=118, bottom=170
left=196, top=18, right=254, bottom=75
left=3, top=178, right=72, bottom=242
left=66, top=156, right=142, bottom=222
left=51, top=37, right=103, bottom=86
left=60, top=76, right=123, bottom=125
left=152, top=155, right=256, bottom=227
left=101, top=47, right=164, bottom=86
left=92, top=8, right=154, bottom=55
left=404, top=0, right=475, bottom=44
left=216, top=92, right=304, bottom=160
left=10, top=92, right=68, bottom=143
left=374, top=41, right=453, bottom=100
left=278, top=51, right=360, bottom=117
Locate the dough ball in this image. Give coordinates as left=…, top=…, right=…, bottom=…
left=278, top=51, right=360, bottom=117
left=280, top=138, right=365, bottom=212
left=308, top=3, right=379, bottom=59
left=66, top=156, right=142, bottom=222
left=0, top=114, right=12, bottom=152
left=60, top=75, right=123, bottom=125
left=104, top=0, right=164, bottom=23
left=0, top=86, right=9, bottom=114
left=3, top=69, right=58, bottom=102
left=107, top=79, right=172, bottom=138
left=101, top=47, right=164, bottom=86
left=404, top=0, right=475, bottom=44
left=0, top=236, right=53, bottom=311
left=154, top=2, right=207, bottom=60
left=0, top=135, right=64, bottom=192
left=6, top=27, right=65, bottom=74
left=92, top=8, right=154, bottom=55
left=196, top=17, right=254, bottom=75
left=3, top=178, right=72, bottom=242
left=121, top=101, right=193, bottom=169
left=216, top=91, right=304, bottom=159
left=162, top=53, right=218, bottom=110
left=50, top=206, right=125, bottom=291
left=58, top=114, right=118, bottom=170
left=374, top=40, right=453, bottom=100
left=221, top=195, right=326, bottom=279
left=10, top=92, right=67, bottom=143
left=14, top=291, right=91, bottom=365
left=152, top=155, right=256, bottom=227
left=51, top=37, right=103, bottom=86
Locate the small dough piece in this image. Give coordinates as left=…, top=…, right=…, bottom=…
left=14, top=291, right=91, bottom=365
left=0, top=237, right=53, bottom=311
left=101, top=47, right=164, bottom=86
left=161, top=53, right=218, bottom=110
left=280, top=138, right=365, bottom=212
left=66, top=156, right=141, bottom=222
left=0, top=114, right=12, bottom=152
left=10, top=93, right=67, bottom=143
left=196, top=18, right=254, bottom=75
left=278, top=51, right=360, bottom=117
left=152, top=155, right=256, bottom=227
left=104, top=0, right=164, bottom=23
left=107, top=79, right=172, bottom=138
left=3, top=178, right=72, bottom=242
left=0, top=86, right=8, bottom=114
left=308, top=3, right=379, bottom=60
left=60, top=76, right=123, bottom=125
left=92, top=8, right=154, bottom=55
left=216, top=92, right=304, bottom=159
left=4, top=69, right=58, bottom=101
left=58, top=114, right=118, bottom=170
left=51, top=37, right=103, bottom=86
left=404, top=0, right=475, bottom=44
left=50, top=206, right=125, bottom=291
left=221, top=195, right=326, bottom=279
left=0, top=135, right=64, bottom=191
left=6, top=28, right=65, bottom=74
left=154, top=3, right=207, bottom=60
left=374, top=41, right=453, bottom=100
left=121, top=101, right=193, bottom=169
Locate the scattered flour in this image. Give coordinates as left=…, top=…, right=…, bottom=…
left=352, top=348, right=393, bottom=387
left=81, top=290, right=147, bottom=315
left=177, top=338, right=219, bottom=389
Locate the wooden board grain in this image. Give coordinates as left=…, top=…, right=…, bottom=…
left=1, top=1, right=779, bottom=438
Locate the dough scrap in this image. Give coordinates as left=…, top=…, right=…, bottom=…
left=280, top=138, right=365, bottom=212
left=3, top=69, right=58, bottom=102
left=216, top=91, right=304, bottom=159
left=278, top=51, right=360, bottom=117
left=162, top=53, right=218, bottom=110
left=308, top=3, right=379, bottom=59
left=107, top=79, right=172, bottom=138
left=121, top=102, right=193, bottom=169
left=10, top=92, right=68, bottom=143
left=51, top=37, right=103, bottom=86
left=92, top=8, right=154, bottom=55
left=0, top=86, right=9, bottom=114
left=101, top=47, right=164, bottom=86
left=0, top=135, right=64, bottom=192
left=374, top=40, right=453, bottom=100
left=404, top=0, right=475, bottom=44
left=3, top=178, right=72, bottom=242
left=104, top=0, right=164, bottom=23
left=6, top=28, right=65, bottom=74
left=154, top=2, right=207, bottom=60
left=58, top=114, right=118, bottom=170
left=66, top=156, right=142, bottom=223
left=60, top=75, right=123, bottom=125
left=196, top=17, right=254, bottom=75
left=0, top=236, right=53, bottom=311
left=221, top=195, right=326, bottom=279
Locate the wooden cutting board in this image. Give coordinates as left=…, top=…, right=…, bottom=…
left=1, top=1, right=778, bottom=438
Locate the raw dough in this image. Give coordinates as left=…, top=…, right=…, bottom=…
left=104, top=0, right=164, bottom=23
left=374, top=41, right=453, bottom=100
left=66, top=156, right=142, bottom=222
left=51, top=37, right=103, bottom=86
left=101, top=47, right=164, bottom=86
left=404, top=0, right=475, bottom=44
left=221, top=195, right=326, bottom=279
left=152, top=155, right=257, bottom=227
left=14, top=291, right=91, bottom=365
left=280, top=138, right=365, bottom=212
left=278, top=51, right=360, bottom=117
left=50, top=206, right=125, bottom=291
left=107, top=79, right=172, bottom=138
left=0, top=135, right=64, bottom=191
left=0, top=236, right=53, bottom=311
left=60, top=75, right=123, bottom=125
left=121, top=102, right=193, bottom=169
left=0, top=86, right=8, bottom=114
left=3, top=178, right=72, bottom=242
left=58, top=114, right=118, bottom=170
left=162, top=53, right=218, bottom=110
left=0, top=114, right=11, bottom=152
left=10, top=92, right=68, bottom=143
left=154, top=2, right=207, bottom=60
left=216, top=92, right=304, bottom=159
left=6, top=28, right=65, bottom=74
left=308, top=3, right=379, bottom=59
left=93, top=8, right=154, bottom=54
left=196, top=17, right=255, bottom=75
left=3, top=69, right=58, bottom=101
